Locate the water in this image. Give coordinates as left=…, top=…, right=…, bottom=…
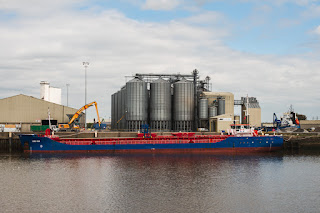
left=1, top=152, right=320, bottom=213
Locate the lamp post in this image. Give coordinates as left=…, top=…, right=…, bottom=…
left=66, top=83, right=70, bottom=107
left=83, top=62, right=89, bottom=129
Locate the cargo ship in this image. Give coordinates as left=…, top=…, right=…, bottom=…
left=19, top=129, right=283, bottom=153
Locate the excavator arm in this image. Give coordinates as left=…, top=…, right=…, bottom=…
left=69, top=101, right=101, bottom=127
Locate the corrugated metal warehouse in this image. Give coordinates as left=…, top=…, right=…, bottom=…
left=0, top=94, right=83, bottom=131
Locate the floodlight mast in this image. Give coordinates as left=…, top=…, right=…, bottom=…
left=83, top=62, right=89, bottom=129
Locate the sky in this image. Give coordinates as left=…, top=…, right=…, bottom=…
left=0, top=0, right=320, bottom=122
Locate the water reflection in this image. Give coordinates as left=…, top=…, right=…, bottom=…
left=0, top=152, right=319, bottom=213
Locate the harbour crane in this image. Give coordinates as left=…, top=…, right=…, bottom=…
left=58, top=101, right=101, bottom=131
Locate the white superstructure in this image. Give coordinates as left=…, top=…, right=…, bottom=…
left=40, top=81, right=61, bottom=105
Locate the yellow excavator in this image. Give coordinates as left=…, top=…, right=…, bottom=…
left=58, top=101, right=101, bottom=131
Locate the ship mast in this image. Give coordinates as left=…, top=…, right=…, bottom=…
left=48, top=107, right=51, bottom=130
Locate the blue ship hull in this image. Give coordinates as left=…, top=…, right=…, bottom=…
left=19, top=134, right=283, bottom=153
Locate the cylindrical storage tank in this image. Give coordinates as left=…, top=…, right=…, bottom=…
left=119, top=89, right=123, bottom=130
left=120, top=87, right=126, bottom=130
left=113, top=92, right=117, bottom=129
left=217, top=97, right=225, bottom=115
left=150, top=78, right=171, bottom=131
left=111, top=93, right=115, bottom=129
left=209, top=106, right=217, bottom=118
left=112, top=92, right=117, bottom=129
left=198, top=98, right=208, bottom=119
left=126, top=77, right=148, bottom=131
left=115, top=91, right=120, bottom=129
left=173, top=79, right=194, bottom=131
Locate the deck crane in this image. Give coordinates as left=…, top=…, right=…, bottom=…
left=273, top=113, right=281, bottom=128
left=58, top=101, right=101, bottom=130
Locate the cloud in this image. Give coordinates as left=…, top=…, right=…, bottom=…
left=0, top=1, right=319, bottom=121
left=238, top=0, right=316, bottom=6
left=142, top=0, right=181, bottom=10
left=278, top=19, right=301, bottom=28
left=302, top=4, right=320, bottom=18
left=179, top=11, right=223, bottom=24
left=313, top=25, right=320, bottom=35
left=254, top=4, right=273, bottom=13
left=291, top=0, right=318, bottom=6
left=0, top=0, right=83, bottom=16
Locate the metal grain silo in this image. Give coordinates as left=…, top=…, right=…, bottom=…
left=111, top=93, right=115, bottom=129
left=209, top=106, right=217, bottom=117
left=112, top=92, right=117, bottom=129
left=120, top=86, right=126, bottom=130
left=217, top=97, right=225, bottom=115
left=198, top=98, right=208, bottom=119
left=173, top=79, right=194, bottom=131
left=115, top=91, right=121, bottom=129
left=150, top=78, right=171, bottom=131
left=126, top=77, right=148, bottom=131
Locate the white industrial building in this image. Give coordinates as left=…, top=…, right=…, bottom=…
left=40, top=81, right=61, bottom=105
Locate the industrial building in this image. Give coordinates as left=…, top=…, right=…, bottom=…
left=0, top=81, right=84, bottom=131
left=40, top=81, right=62, bottom=105
left=299, top=120, right=320, bottom=129
left=201, top=92, right=235, bottom=132
left=0, top=94, right=84, bottom=131
left=241, top=97, right=261, bottom=128
left=111, top=70, right=262, bottom=132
